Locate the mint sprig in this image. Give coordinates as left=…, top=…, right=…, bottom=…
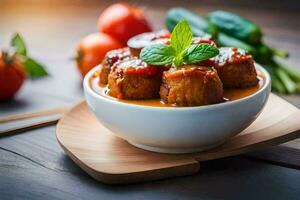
left=139, top=45, right=175, bottom=65
left=171, top=20, right=192, bottom=54
left=10, top=33, right=48, bottom=78
left=183, top=44, right=220, bottom=64
left=140, top=20, right=219, bottom=66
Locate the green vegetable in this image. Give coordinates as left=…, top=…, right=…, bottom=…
left=216, top=35, right=282, bottom=65
left=166, top=8, right=217, bottom=37
left=165, top=8, right=300, bottom=94
left=141, top=20, right=219, bottom=66
left=208, top=10, right=288, bottom=60
left=272, top=48, right=289, bottom=58
left=271, top=61, right=300, bottom=92
left=10, top=33, right=48, bottom=78
left=275, top=66, right=297, bottom=94
left=265, top=66, right=286, bottom=93
left=208, top=10, right=262, bottom=44
left=216, top=32, right=255, bottom=54
left=279, top=63, right=300, bottom=82
left=252, top=44, right=273, bottom=64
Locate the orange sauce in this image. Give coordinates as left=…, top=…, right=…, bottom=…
left=90, top=73, right=264, bottom=107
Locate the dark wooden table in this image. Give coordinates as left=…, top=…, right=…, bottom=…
left=0, top=1, right=300, bottom=199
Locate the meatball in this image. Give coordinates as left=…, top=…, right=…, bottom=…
left=192, top=34, right=217, bottom=47
left=99, top=48, right=131, bottom=85
left=160, top=65, right=223, bottom=106
left=108, top=58, right=164, bottom=99
left=127, top=30, right=170, bottom=57
left=127, top=30, right=217, bottom=57
left=203, top=47, right=258, bottom=88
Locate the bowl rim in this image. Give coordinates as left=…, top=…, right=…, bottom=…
left=83, top=63, right=271, bottom=111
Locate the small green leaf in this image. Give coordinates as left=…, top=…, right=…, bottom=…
left=22, top=57, right=48, bottom=78
left=140, top=44, right=176, bottom=65
left=11, top=33, right=27, bottom=56
left=183, top=44, right=219, bottom=64
left=171, top=20, right=192, bottom=54
left=140, top=20, right=219, bottom=67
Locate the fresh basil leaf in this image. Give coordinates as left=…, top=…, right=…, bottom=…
left=183, top=44, right=219, bottom=64
left=140, top=44, right=176, bottom=65
left=171, top=20, right=192, bottom=54
left=11, top=33, right=27, bottom=56
left=22, top=57, right=48, bottom=78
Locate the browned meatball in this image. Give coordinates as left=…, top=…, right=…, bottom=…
left=108, top=58, right=164, bottom=99
left=160, top=65, right=223, bottom=106
left=127, top=30, right=217, bottom=58
left=203, top=47, right=258, bottom=88
left=99, top=48, right=131, bottom=85
left=192, top=34, right=217, bottom=47
left=127, top=30, right=170, bottom=57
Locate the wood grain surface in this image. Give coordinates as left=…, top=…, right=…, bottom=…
left=56, top=94, right=300, bottom=184
left=0, top=106, right=68, bottom=123
left=0, top=0, right=300, bottom=199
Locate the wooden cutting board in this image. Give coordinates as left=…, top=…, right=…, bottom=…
left=56, top=93, right=300, bottom=184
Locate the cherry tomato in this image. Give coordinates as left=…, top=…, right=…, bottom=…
left=98, top=3, right=152, bottom=45
left=0, top=51, right=25, bottom=100
left=76, top=33, right=122, bottom=77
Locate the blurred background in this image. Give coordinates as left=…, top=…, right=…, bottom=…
left=0, top=1, right=300, bottom=197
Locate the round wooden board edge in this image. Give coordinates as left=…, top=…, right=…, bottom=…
left=55, top=101, right=200, bottom=184
left=55, top=95, right=300, bottom=184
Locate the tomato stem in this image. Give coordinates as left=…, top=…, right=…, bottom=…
left=1, top=51, right=16, bottom=65
left=75, top=49, right=83, bottom=69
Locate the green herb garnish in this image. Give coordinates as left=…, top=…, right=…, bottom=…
left=140, top=20, right=219, bottom=66
left=11, top=33, right=48, bottom=78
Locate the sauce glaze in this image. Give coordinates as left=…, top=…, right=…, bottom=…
left=90, top=72, right=264, bottom=107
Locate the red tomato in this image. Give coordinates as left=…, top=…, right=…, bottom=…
left=97, top=3, right=152, bottom=45
left=76, top=33, right=122, bottom=77
left=0, top=51, right=25, bottom=100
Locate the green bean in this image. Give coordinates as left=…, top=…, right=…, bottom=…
left=275, top=66, right=297, bottom=94
left=264, top=66, right=286, bottom=93
left=276, top=62, right=300, bottom=82
left=272, top=48, right=289, bottom=58
left=216, top=33, right=255, bottom=53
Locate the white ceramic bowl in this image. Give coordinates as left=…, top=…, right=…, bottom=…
left=83, top=64, right=271, bottom=154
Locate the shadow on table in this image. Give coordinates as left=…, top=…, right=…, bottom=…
left=0, top=98, right=29, bottom=111
left=60, top=154, right=299, bottom=200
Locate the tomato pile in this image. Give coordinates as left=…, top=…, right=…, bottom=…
left=75, top=3, right=152, bottom=77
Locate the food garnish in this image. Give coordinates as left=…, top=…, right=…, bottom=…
left=140, top=20, right=219, bottom=66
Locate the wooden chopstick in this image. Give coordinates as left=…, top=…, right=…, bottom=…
left=0, top=107, right=69, bottom=123
left=0, top=116, right=60, bottom=138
